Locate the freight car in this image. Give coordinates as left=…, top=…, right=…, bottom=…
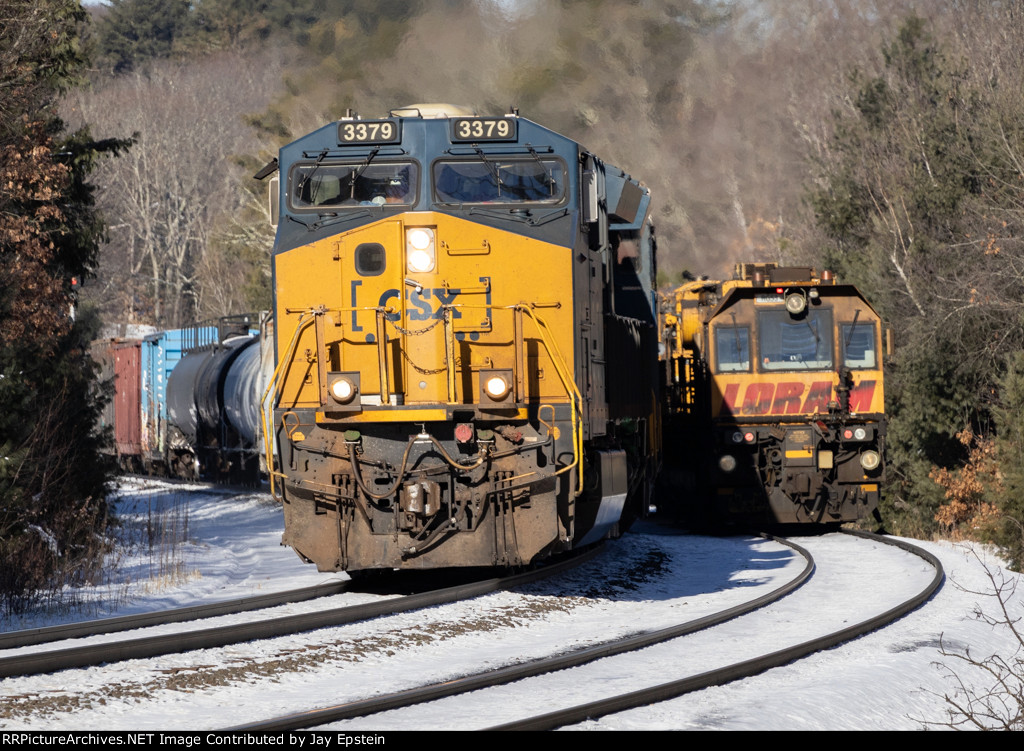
left=94, top=315, right=271, bottom=483
left=662, top=263, right=886, bottom=525
left=258, top=104, right=661, bottom=572
left=166, top=315, right=270, bottom=483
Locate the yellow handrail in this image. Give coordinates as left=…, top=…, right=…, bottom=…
left=262, top=302, right=584, bottom=497
left=260, top=311, right=314, bottom=501
left=511, top=304, right=583, bottom=494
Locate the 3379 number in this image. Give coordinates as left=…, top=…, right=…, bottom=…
left=451, top=118, right=516, bottom=142
left=339, top=120, right=400, bottom=143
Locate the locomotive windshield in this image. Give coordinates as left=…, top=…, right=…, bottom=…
left=714, top=326, right=750, bottom=372
left=758, top=309, right=834, bottom=370
left=289, top=161, right=418, bottom=209
left=841, top=320, right=877, bottom=368
left=432, top=158, right=565, bottom=204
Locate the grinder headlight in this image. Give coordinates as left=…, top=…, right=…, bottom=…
left=860, top=450, right=881, bottom=471
left=785, top=290, right=807, bottom=315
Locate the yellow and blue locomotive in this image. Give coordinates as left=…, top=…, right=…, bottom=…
left=260, top=105, right=660, bottom=571
left=663, top=263, right=885, bottom=525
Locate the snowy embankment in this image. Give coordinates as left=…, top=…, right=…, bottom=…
left=1, top=478, right=1022, bottom=730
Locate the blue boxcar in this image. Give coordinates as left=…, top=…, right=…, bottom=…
left=139, top=327, right=217, bottom=471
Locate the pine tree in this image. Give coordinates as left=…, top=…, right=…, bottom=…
left=0, top=0, right=128, bottom=612
left=96, top=0, right=191, bottom=73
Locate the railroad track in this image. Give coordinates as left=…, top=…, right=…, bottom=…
left=489, top=530, right=943, bottom=731
left=0, top=547, right=599, bottom=680
left=0, top=581, right=348, bottom=651
left=237, top=531, right=941, bottom=731
left=235, top=534, right=815, bottom=731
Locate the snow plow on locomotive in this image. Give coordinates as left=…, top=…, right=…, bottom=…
left=258, top=104, right=661, bottom=572
left=662, top=263, right=886, bottom=526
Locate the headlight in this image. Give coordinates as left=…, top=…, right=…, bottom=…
left=326, top=372, right=360, bottom=407
left=785, top=291, right=807, bottom=315
left=484, top=375, right=510, bottom=399
left=479, top=369, right=514, bottom=403
left=406, top=228, right=435, bottom=272
left=330, top=377, right=356, bottom=404
left=719, top=454, right=737, bottom=473
left=408, top=228, right=432, bottom=249
left=860, top=450, right=881, bottom=471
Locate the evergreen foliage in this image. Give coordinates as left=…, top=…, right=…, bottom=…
left=96, top=0, right=192, bottom=73
left=991, top=353, right=1024, bottom=567
left=0, top=0, right=126, bottom=612
left=812, top=14, right=1024, bottom=549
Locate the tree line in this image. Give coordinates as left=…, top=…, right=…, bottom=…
left=807, top=10, right=1024, bottom=564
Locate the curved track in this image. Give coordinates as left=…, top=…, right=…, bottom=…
left=0, top=547, right=599, bottom=680
left=235, top=535, right=815, bottom=731
left=489, top=530, right=943, bottom=730
left=238, top=531, right=941, bottom=732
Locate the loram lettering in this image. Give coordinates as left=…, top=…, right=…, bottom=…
left=720, top=380, right=877, bottom=416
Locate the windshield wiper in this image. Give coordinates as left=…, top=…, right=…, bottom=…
left=472, top=146, right=504, bottom=196
left=296, top=150, right=329, bottom=202
left=728, top=312, right=744, bottom=366
left=350, top=146, right=381, bottom=185
left=525, top=143, right=556, bottom=197
left=311, top=210, right=373, bottom=231
left=845, top=309, right=861, bottom=351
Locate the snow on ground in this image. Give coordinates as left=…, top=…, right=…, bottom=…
left=0, top=477, right=348, bottom=634
left=1, top=478, right=1023, bottom=731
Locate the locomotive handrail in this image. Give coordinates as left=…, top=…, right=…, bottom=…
left=509, top=303, right=583, bottom=494
left=267, top=303, right=584, bottom=496
left=439, top=301, right=582, bottom=492
left=260, top=310, right=316, bottom=501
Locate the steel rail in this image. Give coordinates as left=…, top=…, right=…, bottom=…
left=234, top=534, right=814, bottom=731
left=0, top=546, right=600, bottom=680
left=488, top=530, right=944, bottom=731
left=0, top=581, right=348, bottom=651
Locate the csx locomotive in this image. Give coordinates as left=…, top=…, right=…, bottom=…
left=259, top=104, right=660, bottom=571
left=662, top=263, right=886, bottom=525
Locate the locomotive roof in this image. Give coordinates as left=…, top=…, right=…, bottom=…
left=269, top=108, right=649, bottom=255
left=280, top=110, right=582, bottom=163
left=711, top=276, right=882, bottom=320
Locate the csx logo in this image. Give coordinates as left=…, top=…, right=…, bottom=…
left=720, top=380, right=878, bottom=416
left=377, top=288, right=462, bottom=322
left=349, top=278, right=491, bottom=332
